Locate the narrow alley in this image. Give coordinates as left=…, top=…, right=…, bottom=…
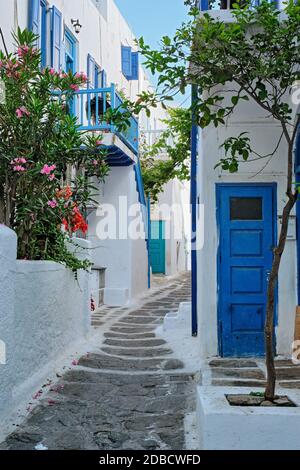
left=0, top=273, right=198, bottom=451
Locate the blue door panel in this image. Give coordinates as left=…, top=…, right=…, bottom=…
left=217, top=184, right=276, bottom=357
left=150, top=221, right=165, bottom=274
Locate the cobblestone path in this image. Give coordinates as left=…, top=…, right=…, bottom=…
left=1, top=273, right=197, bottom=450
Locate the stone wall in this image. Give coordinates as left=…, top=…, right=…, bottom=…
left=0, top=226, right=91, bottom=427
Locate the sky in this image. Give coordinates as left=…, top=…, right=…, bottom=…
left=114, top=0, right=190, bottom=106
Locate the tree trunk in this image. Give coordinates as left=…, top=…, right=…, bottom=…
left=264, top=194, right=297, bottom=401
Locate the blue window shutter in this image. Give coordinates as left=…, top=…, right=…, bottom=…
left=51, top=7, right=62, bottom=70
left=40, top=0, right=47, bottom=68
left=28, top=0, right=40, bottom=36
left=95, top=64, right=100, bottom=88
left=200, top=0, right=209, bottom=10
left=121, top=45, right=132, bottom=78
left=87, top=54, right=95, bottom=88
left=101, top=69, right=107, bottom=88
left=131, top=52, right=139, bottom=80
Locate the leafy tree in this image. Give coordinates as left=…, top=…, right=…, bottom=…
left=140, top=107, right=191, bottom=202
left=136, top=1, right=300, bottom=400
left=0, top=29, right=109, bottom=270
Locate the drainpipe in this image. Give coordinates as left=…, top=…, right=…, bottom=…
left=191, top=84, right=198, bottom=336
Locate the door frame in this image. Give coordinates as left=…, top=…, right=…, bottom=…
left=216, top=182, right=278, bottom=357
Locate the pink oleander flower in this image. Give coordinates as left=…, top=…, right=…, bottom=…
left=49, top=68, right=56, bottom=75
left=16, top=106, right=30, bottom=119
left=60, top=72, right=68, bottom=79
left=75, top=72, right=88, bottom=83
left=41, top=164, right=56, bottom=175
left=11, top=157, right=27, bottom=165
left=47, top=199, right=57, bottom=209
left=48, top=174, right=55, bottom=181
left=95, top=140, right=102, bottom=146
left=92, top=159, right=98, bottom=166
left=70, top=84, right=79, bottom=92
left=13, top=165, right=26, bottom=172
left=17, top=45, right=30, bottom=57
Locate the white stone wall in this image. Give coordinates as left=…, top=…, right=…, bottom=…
left=151, top=179, right=190, bottom=276
left=0, top=228, right=91, bottom=426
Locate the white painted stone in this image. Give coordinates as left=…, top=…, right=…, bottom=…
left=158, top=302, right=200, bottom=373
left=104, top=288, right=129, bottom=306
left=0, top=226, right=17, bottom=423
left=197, top=386, right=300, bottom=450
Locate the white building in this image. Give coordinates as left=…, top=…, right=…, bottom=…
left=195, top=1, right=298, bottom=359
left=0, top=0, right=189, bottom=309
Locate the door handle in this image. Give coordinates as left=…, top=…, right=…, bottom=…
left=266, top=270, right=271, bottom=282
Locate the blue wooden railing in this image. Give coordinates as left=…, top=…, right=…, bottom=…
left=199, top=0, right=277, bottom=11
left=69, top=84, right=139, bottom=155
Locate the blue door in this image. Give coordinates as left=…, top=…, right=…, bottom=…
left=150, top=221, right=166, bottom=274
left=217, top=184, right=276, bottom=357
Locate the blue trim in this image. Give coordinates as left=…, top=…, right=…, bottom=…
left=200, top=0, right=209, bottom=11
left=51, top=6, right=62, bottom=70
left=147, top=195, right=151, bottom=289
left=40, top=0, right=47, bottom=68
left=121, top=45, right=132, bottom=79
left=28, top=0, right=40, bottom=35
left=191, top=85, right=198, bottom=337
left=64, top=28, right=77, bottom=72
left=101, top=69, right=107, bottom=88
left=131, top=52, right=139, bottom=80
left=216, top=182, right=278, bottom=357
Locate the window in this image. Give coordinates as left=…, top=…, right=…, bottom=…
left=65, top=30, right=77, bottom=74
left=121, top=45, right=139, bottom=80
left=87, top=55, right=106, bottom=89
left=230, top=197, right=263, bottom=221
left=28, top=0, right=48, bottom=67
left=87, top=54, right=96, bottom=88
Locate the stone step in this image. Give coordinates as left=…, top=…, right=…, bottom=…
left=211, top=367, right=265, bottom=380
left=103, top=338, right=167, bottom=348
left=209, top=359, right=259, bottom=368
left=78, top=353, right=184, bottom=372
left=111, top=325, right=155, bottom=333
left=104, top=332, right=156, bottom=340
left=101, top=346, right=173, bottom=358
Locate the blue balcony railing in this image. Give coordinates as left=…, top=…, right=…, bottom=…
left=70, top=84, right=139, bottom=155
left=199, top=0, right=275, bottom=11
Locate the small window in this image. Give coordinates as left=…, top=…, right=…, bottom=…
left=230, top=197, right=263, bottom=221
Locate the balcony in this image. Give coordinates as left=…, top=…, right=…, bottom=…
left=71, top=84, right=139, bottom=166
left=199, top=0, right=262, bottom=12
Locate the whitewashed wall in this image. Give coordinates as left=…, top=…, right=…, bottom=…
left=197, top=84, right=298, bottom=358
left=0, top=227, right=91, bottom=427
left=88, top=166, right=148, bottom=306
left=151, top=179, right=190, bottom=276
